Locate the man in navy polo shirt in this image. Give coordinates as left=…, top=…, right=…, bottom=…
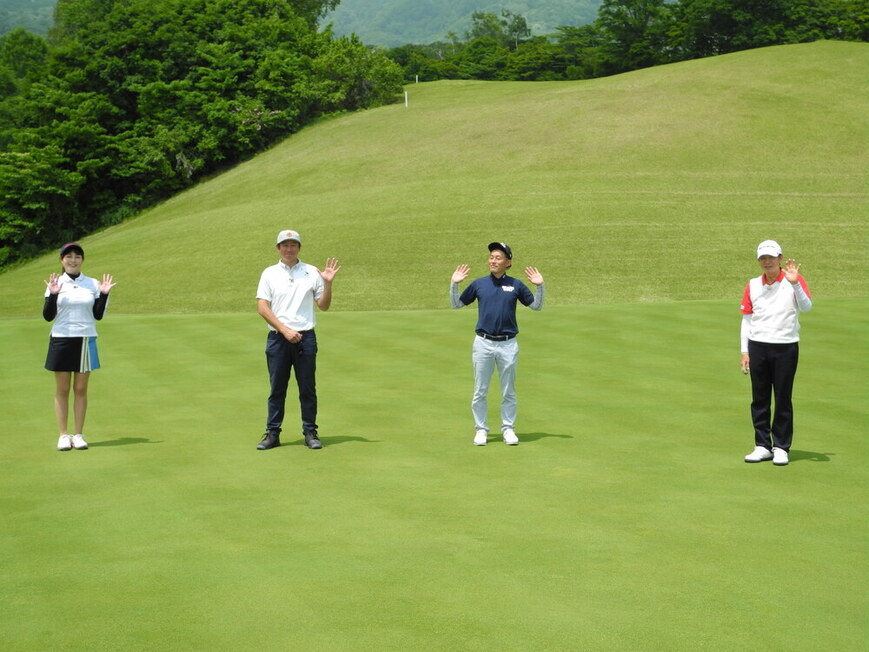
left=450, top=242, right=545, bottom=446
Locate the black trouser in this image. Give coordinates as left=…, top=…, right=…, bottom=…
left=748, top=340, right=799, bottom=451
left=265, top=329, right=318, bottom=435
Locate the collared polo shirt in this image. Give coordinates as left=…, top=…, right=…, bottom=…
left=256, top=260, right=324, bottom=331
left=45, top=273, right=103, bottom=337
left=459, top=273, right=535, bottom=336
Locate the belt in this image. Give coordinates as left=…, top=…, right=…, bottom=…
left=476, top=331, right=516, bottom=341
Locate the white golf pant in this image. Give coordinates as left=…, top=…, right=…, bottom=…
left=471, top=335, right=519, bottom=432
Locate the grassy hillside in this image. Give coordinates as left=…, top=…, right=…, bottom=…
left=0, top=40, right=866, bottom=316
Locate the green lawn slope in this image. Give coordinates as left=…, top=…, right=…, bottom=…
left=0, top=41, right=867, bottom=651
left=0, top=40, right=865, bottom=315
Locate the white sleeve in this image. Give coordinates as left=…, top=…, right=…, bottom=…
left=312, top=269, right=325, bottom=301
left=450, top=283, right=464, bottom=309
left=740, top=314, right=751, bottom=353
left=529, top=284, right=544, bottom=311
left=792, top=282, right=812, bottom=312
left=256, top=270, right=272, bottom=301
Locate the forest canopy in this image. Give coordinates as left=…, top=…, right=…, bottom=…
left=0, top=0, right=403, bottom=267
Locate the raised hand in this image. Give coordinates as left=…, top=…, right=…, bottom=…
left=451, top=264, right=470, bottom=284
left=99, top=274, right=117, bottom=294
left=45, top=273, right=61, bottom=294
left=319, top=258, right=341, bottom=283
left=783, top=258, right=801, bottom=283
left=524, top=266, right=544, bottom=285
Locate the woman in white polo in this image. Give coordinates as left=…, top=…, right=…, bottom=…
left=43, top=243, right=116, bottom=451
left=740, top=240, right=812, bottom=466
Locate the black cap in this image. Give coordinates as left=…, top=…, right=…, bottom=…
left=60, top=242, right=84, bottom=257
left=487, top=242, right=512, bottom=259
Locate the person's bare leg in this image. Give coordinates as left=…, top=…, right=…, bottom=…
left=54, top=372, right=72, bottom=435
left=72, top=372, right=90, bottom=435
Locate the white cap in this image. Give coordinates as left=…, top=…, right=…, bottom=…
left=756, top=239, right=782, bottom=258
left=276, top=229, right=301, bottom=245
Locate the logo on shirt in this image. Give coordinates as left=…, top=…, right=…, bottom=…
left=502, top=286, right=515, bottom=292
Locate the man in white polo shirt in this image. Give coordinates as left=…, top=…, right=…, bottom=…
left=256, top=230, right=341, bottom=450
left=740, top=240, right=812, bottom=466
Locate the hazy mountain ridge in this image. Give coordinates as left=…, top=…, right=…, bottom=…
left=2, top=0, right=600, bottom=42
left=326, top=0, right=601, bottom=47
left=0, top=0, right=55, bottom=34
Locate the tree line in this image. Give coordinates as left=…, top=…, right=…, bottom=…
left=385, top=0, right=867, bottom=82
left=0, top=0, right=403, bottom=268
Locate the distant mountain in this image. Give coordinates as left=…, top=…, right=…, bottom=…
left=325, top=0, right=602, bottom=47
left=0, top=0, right=55, bottom=35
left=1, top=0, right=601, bottom=45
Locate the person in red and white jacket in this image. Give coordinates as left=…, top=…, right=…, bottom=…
left=739, top=240, right=812, bottom=466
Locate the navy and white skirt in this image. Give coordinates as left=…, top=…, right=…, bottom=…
left=45, top=336, right=101, bottom=372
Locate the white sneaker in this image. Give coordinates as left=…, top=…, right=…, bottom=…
left=503, top=428, right=519, bottom=445
left=772, top=447, right=789, bottom=466
left=744, top=446, right=773, bottom=463
left=71, top=434, right=89, bottom=450
left=57, top=435, right=72, bottom=451
left=473, top=430, right=488, bottom=446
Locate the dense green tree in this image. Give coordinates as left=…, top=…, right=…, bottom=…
left=0, top=144, right=84, bottom=265
left=506, top=36, right=564, bottom=80
left=554, top=24, right=608, bottom=79
left=456, top=36, right=511, bottom=80
left=669, top=0, right=867, bottom=58
left=467, top=10, right=533, bottom=50
left=0, top=0, right=401, bottom=267
left=596, top=0, right=674, bottom=73
left=310, top=34, right=406, bottom=111
left=0, top=27, right=48, bottom=81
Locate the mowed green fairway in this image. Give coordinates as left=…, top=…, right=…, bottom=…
left=1, top=301, right=866, bottom=649
left=0, top=41, right=867, bottom=650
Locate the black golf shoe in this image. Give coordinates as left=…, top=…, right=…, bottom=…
left=304, top=431, right=323, bottom=449
left=257, top=432, right=281, bottom=450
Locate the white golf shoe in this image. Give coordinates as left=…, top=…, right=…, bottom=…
left=71, top=434, right=89, bottom=450
left=473, top=430, right=488, bottom=446
left=57, top=434, right=73, bottom=451
left=744, top=446, right=773, bottom=463
left=772, top=447, right=789, bottom=466
left=502, top=428, right=519, bottom=445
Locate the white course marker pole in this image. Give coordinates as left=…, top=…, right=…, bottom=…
left=405, top=91, right=408, bottom=107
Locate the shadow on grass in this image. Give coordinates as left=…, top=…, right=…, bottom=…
left=789, top=449, right=834, bottom=462
left=518, top=431, right=574, bottom=443
left=288, top=435, right=380, bottom=447
left=89, top=437, right=162, bottom=447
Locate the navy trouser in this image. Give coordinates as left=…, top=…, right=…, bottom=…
left=748, top=340, right=799, bottom=451
left=265, top=329, right=318, bottom=435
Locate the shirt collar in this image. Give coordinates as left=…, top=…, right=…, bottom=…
left=279, top=259, right=302, bottom=271
left=762, top=270, right=785, bottom=285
